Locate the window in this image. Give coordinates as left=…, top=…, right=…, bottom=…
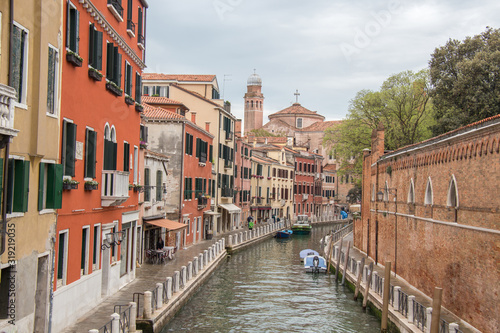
left=12, top=23, right=29, bottom=104
left=47, top=45, right=59, bottom=115
left=124, top=62, right=133, bottom=96
left=106, top=42, right=121, bottom=86
left=6, top=159, right=30, bottom=214
left=185, top=133, right=193, bottom=155
left=88, top=23, right=103, bottom=70
left=103, top=125, right=117, bottom=170
left=144, top=168, right=150, bottom=201
left=135, top=73, right=142, bottom=103
left=93, top=224, right=101, bottom=270
left=184, top=177, right=192, bottom=200
left=185, top=217, right=190, bottom=235
left=85, top=128, right=97, bottom=178
left=133, top=146, right=138, bottom=184
left=62, top=120, right=77, bottom=176
left=38, top=162, right=63, bottom=211
left=66, top=1, right=79, bottom=53
left=425, top=177, right=433, bottom=205
left=81, top=227, right=90, bottom=276
left=57, top=231, right=68, bottom=287
left=108, top=0, right=124, bottom=19
left=212, top=89, right=220, bottom=100
left=137, top=7, right=144, bottom=46
left=196, top=138, right=208, bottom=163
left=297, top=118, right=303, bottom=128
left=140, top=124, right=148, bottom=143
left=123, top=142, right=130, bottom=171
left=156, top=170, right=162, bottom=201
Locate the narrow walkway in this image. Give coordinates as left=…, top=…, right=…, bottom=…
left=62, top=226, right=250, bottom=333
left=332, top=233, right=476, bottom=333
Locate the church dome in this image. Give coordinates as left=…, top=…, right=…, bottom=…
left=247, top=73, right=262, bottom=86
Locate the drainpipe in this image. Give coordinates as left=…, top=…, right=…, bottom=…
left=375, top=160, right=379, bottom=265
left=215, top=111, right=221, bottom=235
left=180, top=121, right=185, bottom=224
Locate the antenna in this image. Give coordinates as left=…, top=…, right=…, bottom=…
left=222, top=74, right=232, bottom=100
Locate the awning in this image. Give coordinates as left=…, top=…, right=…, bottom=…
left=145, top=219, right=187, bottom=231
left=219, top=203, right=241, bottom=214
left=203, top=210, right=221, bottom=216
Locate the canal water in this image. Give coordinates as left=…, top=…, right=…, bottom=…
left=161, top=224, right=381, bottom=333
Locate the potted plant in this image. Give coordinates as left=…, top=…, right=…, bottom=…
left=133, top=184, right=143, bottom=192
left=66, top=50, right=83, bottom=67
left=139, top=141, right=147, bottom=149
left=88, top=67, right=103, bottom=81
left=106, top=80, right=123, bottom=96
left=125, top=94, right=135, bottom=105
left=135, top=102, right=143, bottom=112
left=84, top=180, right=99, bottom=190
left=63, top=179, right=80, bottom=190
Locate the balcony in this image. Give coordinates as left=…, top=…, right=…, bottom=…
left=127, top=19, right=136, bottom=37
left=221, top=187, right=233, bottom=198
left=138, top=34, right=145, bottom=50
left=199, top=152, right=207, bottom=165
left=101, top=170, right=130, bottom=207
left=224, top=159, right=233, bottom=170
left=197, top=196, right=208, bottom=209
left=107, top=0, right=124, bottom=22
left=0, top=84, right=19, bottom=138
left=302, top=193, right=309, bottom=201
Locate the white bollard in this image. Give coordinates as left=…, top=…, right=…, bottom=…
left=363, top=265, right=368, bottom=284
left=372, top=271, right=378, bottom=291
left=244, top=231, right=248, bottom=241
left=222, top=237, right=225, bottom=248
left=394, top=287, right=401, bottom=310
left=156, top=283, right=163, bottom=308
left=193, top=257, right=199, bottom=275
left=144, top=291, right=152, bottom=319
left=187, top=262, right=193, bottom=281
left=408, top=296, right=415, bottom=323
left=199, top=253, right=204, bottom=270
left=357, top=261, right=362, bottom=277
left=449, top=323, right=459, bottom=331
left=204, top=250, right=208, bottom=266
left=425, top=307, right=432, bottom=333
left=111, top=313, right=120, bottom=332
left=228, top=235, right=233, bottom=246
left=166, top=277, right=172, bottom=300
left=181, top=266, right=187, bottom=287
left=129, top=302, right=137, bottom=332
left=173, top=271, right=180, bottom=293
left=89, top=330, right=99, bottom=333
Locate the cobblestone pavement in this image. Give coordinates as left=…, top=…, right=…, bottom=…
left=61, top=226, right=252, bottom=333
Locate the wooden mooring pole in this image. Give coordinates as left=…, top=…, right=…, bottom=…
left=362, top=262, right=374, bottom=309
left=341, top=241, right=351, bottom=285
left=327, top=234, right=334, bottom=274
left=430, top=287, right=443, bottom=333
left=335, top=236, right=343, bottom=281
left=381, top=261, right=391, bottom=332
left=354, top=257, right=365, bottom=300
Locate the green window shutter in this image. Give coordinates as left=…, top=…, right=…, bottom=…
left=196, top=138, right=201, bottom=158
left=47, top=164, right=63, bottom=209
left=209, top=145, right=213, bottom=162
left=123, top=142, right=130, bottom=171
left=96, top=30, right=103, bottom=71
left=156, top=170, right=162, bottom=201
left=85, top=130, right=97, bottom=178
left=115, top=50, right=122, bottom=86
left=135, top=73, right=141, bottom=103
left=112, top=142, right=117, bottom=170
left=66, top=0, right=71, bottom=48
left=144, top=168, right=150, bottom=201
left=38, top=162, right=46, bottom=211
left=64, top=122, right=77, bottom=177
left=138, top=7, right=143, bottom=36
left=13, top=160, right=30, bottom=213
left=185, top=132, right=189, bottom=154
left=106, top=42, right=114, bottom=79
left=75, top=8, right=80, bottom=53
left=89, top=24, right=94, bottom=66
left=6, top=159, right=14, bottom=214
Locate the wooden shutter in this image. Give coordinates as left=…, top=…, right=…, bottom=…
left=106, top=43, right=114, bottom=79
left=138, top=7, right=143, bottom=36
left=47, top=164, right=63, bottom=209
left=115, top=51, right=122, bottom=86
left=135, top=73, right=141, bottom=103
left=66, top=0, right=71, bottom=48
left=144, top=168, right=150, bottom=201
left=38, top=162, right=45, bottom=211
left=89, top=24, right=95, bottom=66
left=75, top=7, right=79, bottom=53
left=156, top=170, right=162, bottom=201
left=112, top=142, right=117, bottom=170
left=123, top=142, right=130, bottom=171
left=96, top=30, right=103, bottom=70
left=64, top=122, right=77, bottom=177
left=13, top=160, right=30, bottom=213
left=196, top=138, right=201, bottom=158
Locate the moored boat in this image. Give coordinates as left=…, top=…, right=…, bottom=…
left=275, top=229, right=293, bottom=238
left=299, top=249, right=319, bottom=262
left=304, top=255, right=327, bottom=273
left=291, top=214, right=312, bottom=235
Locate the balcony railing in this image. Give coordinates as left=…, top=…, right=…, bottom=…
left=224, top=159, right=233, bottom=169
left=127, top=19, right=136, bottom=37
left=199, top=152, right=207, bottom=164
left=107, top=0, right=124, bottom=21
left=221, top=187, right=233, bottom=198
left=225, top=131, right=233, bottom=141
left=0, top=84, right=19, bottom=138
left=197, top=196, right=208, bottom=208
left=138, top=34, right=145, bottom=50
left=102, top=170, right=130, bottom=207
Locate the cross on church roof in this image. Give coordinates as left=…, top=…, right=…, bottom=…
left=294, top=89, right=300, bottom=103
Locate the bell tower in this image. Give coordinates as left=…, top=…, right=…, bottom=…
left=244, top=70, right=264, bottom=134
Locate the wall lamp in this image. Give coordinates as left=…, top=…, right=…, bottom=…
left=101, top=230, right=125, bottom=250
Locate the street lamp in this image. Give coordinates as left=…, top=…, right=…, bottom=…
left=101, top=230, right=125, bottom=250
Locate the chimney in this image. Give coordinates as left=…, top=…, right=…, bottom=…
left=205, top=122, right=210, bottom=132
left=371, top=123, right=385, bottom=161
left=191, top=112, right=197, bottom=124
left=235, top=119, right=242, bottom=137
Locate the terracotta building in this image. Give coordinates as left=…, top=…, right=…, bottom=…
left=358, top=116, right=500, bottom=333
left=52, top=0, right=148, bottom=331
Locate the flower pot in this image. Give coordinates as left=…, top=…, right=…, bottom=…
left=63, top=183, right=72, bottom=190
left=71, top=183, right=79, bottom=190
left=88, top=69, right=102, bottom=81
left=135, top=104, right=144, bottom=112
left=85, top=184, right=98, bottom=190
left=66, top=52, right=82, bottom=67
left=125, top=96, right=135, bottom=105
left=106, top=82, right=123, bottom=96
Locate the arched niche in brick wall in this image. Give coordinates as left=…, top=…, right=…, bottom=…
left=424, top=177, right=433, bottom=206
left=447, top=175, right=459, bottom=209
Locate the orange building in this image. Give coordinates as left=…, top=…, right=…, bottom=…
left=52, top=0, right=148, bottom=331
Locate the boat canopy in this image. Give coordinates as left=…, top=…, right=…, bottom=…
left=299, top=249, right=319, bottom=259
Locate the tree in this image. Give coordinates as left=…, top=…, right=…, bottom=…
left=324, top=70, right=434, bottom=180
left=249, top=128, right=284, bottom=137
left=429, top=27, right=500, bottom=135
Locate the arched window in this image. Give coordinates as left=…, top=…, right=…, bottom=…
left=103, top=124, right=117, bottom=170
left=383, top=181, right=389, bottom=202
left=407, top=179, right=415, bottom=204
left=447, top=175, right=459, bottom=208
left=251, top=101, right=254, bottom=108
left=297, top=118, right=303, bottom=128
left=424, top=177, right=433, bottom=205
left=104, top=123, right=110, bottom=140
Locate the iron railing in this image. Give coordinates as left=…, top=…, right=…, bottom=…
left=98, top=318, right=113, bottom=333
left=127, top=19, right=135, bottom=34
left=398, top=289, right=409, bottom=317
left=413, top=299, right=426, bottom=330
left=107, top=0, right=123, bottom=17
left=114, top=304, right=132, bottom=333
left=133, top=292, right=144, bottom=318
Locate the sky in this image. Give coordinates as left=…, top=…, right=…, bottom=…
left=144, top=0, right=499, bottom=122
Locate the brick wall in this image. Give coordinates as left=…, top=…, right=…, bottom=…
left=357, top=116, right=500, bottom=333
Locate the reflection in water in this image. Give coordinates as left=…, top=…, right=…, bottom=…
left=161, top=225, right=380, bottom=333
